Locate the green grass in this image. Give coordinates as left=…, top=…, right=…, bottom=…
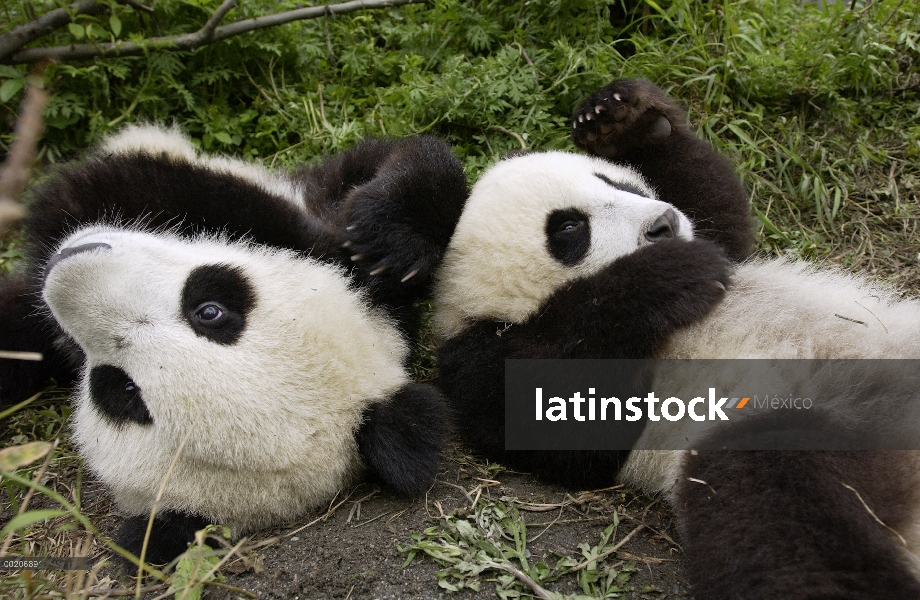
left=1, top=0, right=919, bottom=597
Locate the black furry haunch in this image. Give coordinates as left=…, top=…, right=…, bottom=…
left=676, top=446, right=920, bottom=600
left=572, top=78, right=755, bottom=262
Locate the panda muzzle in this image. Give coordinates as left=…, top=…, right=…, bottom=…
left=44, top=242, right=112, bottom=284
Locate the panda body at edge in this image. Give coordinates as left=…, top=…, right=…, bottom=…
left=434, top=80, right=920, bottom=598
left=0, top=125, right=467, bottom=563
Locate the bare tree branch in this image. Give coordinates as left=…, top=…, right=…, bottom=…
left=4, top=0, right=428, bottom=64
left=0, top=73, right=47, bottom=239
left=0, top=0, right=105, bottom=61
left=118, top=0, right=155, bottom=15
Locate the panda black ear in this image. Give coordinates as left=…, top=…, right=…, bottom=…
left=356, top=384, right=452, bottom=495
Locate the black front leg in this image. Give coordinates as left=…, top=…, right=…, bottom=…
left=438, top=238, right=731, bottom=488
left=572, top=78, right=754, bottom=261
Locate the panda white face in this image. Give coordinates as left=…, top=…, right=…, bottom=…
left=433, top=152, right=694, bottom=339
left=42, top=226, right=409, bottom=528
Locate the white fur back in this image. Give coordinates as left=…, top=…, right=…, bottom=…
left=620, top=259, right=920, bottom=495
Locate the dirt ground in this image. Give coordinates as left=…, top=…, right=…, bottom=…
left=202, top=448, right=688, bottom=600
left=3, top=395, right=687, bottom=600
left=56, top=444, right=688, bottom=600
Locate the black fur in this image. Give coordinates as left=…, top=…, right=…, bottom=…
left=356, top=383, right=451, bottom=495
left=0, top=134, right=466, bottom=406
left=116, top=510, right=211, bottom=566
left=546, top=208, right=591, bottom=266
left=572, top=78, right=755, bottom=261
left=295, top=136, right=469, bottom=315
left=593, top=171, right=647, bottom=197
left=675, top=442, right=920, bottom=599
left=88, top=365, right=152, bottom=426
left=181, top=264, right=256, bottom=345
left=438, top=238, right=731, bottom=487
left=0, top=274, right=79, bottom=404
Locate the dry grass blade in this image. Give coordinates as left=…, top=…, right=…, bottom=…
left=0, top=439, right=59, bottom=557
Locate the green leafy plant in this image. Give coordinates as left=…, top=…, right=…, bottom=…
left=403, top=499, right=642, bottom=599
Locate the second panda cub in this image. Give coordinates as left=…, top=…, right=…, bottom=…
left=436, top=80, right=740, bottom=488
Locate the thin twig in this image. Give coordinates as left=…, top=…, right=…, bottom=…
left=483, top=560, right=554, bottom=600
left=488, top=125, right=527, bottom=150
left=568, top=524, right=645, bottom=572
left=7, top=0, right=427, bottom=64
left=117, top=0, right=154, bottom=15
left=529, top=506, right=564, bottom=543
left=137, top=428, right=195, bottom=594
left=0, top=351, right=43, bottom=361
left=31, top=583, right=169, bottom=599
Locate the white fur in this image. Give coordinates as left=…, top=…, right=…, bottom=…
left=433, top=152, right=692, bottom=340
left=102, top=124, right=307, bottom=211
left=621, top=259, right=920, bottom=496
left=45, top=226, right=408, bottom=533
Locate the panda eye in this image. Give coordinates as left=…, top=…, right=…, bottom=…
left=193, top=302, right=227, bottom=326
left=558, top=220, right=583, bottom=234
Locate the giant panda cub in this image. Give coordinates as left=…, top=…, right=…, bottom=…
left=0, top=125, right=467, bottom=563
left=434, top=80, right=920, bottom=598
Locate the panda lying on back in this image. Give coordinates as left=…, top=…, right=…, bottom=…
left=0, top=126, right=467, bottom=563
left=435, top=80, right=920, bottom=598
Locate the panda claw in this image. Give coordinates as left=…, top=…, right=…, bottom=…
left=342, top=241, right=352, bottom=248
left=595, top=104, right=605, bottom=113
left=401, top=268, right=420, bottom=283
left=350, top=254, right=364, bottom=262
left=713, top=281, right=726, bottom=292
left=369, top=265, right=389, bottom=276
left=613, top=93, right=622, bottom=102
left=585, top=112, right=593, bottom=121
left=578, top=115, right=585, bottom=123
left=345, top=225, right=357, bottom=231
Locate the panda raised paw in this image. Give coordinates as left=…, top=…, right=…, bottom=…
left=337, top=136, right=467, bottom=290
left=572, top=78, right=681, bottom=159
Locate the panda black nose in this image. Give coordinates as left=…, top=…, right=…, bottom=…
left=44, top=243, right=112, bottom=283
left=644, top=209, right=679, bottom=242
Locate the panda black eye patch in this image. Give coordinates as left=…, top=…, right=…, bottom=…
left=546, top=208, right=591, bottom=266
left=594, top=172, right=648, bottom=198
left=181, top=264, right=255, bottom=345
left=89, top=365, right=152, bottom=426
